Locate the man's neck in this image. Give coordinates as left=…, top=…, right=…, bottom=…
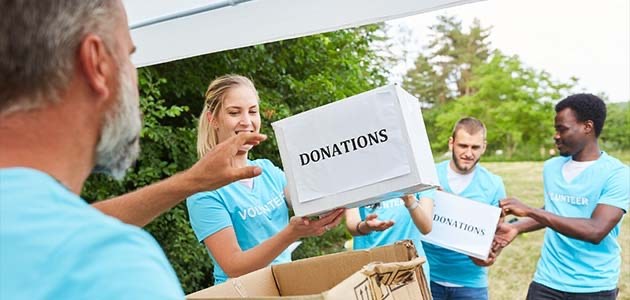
left=0, top=102, right=100, bottom=194
left=572, top=140, right=601, bottom=162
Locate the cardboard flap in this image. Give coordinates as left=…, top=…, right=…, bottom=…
left=368, top=240, right=420, bottom=263
left=272, top=240, right=421, bottom=296
left=273, top=250, right=372, bottom=296
left=186, top=267, right=279, bottom=299
left=361, top=259, right=423, bottom=286
left=323, top=257, right=426, bottom=300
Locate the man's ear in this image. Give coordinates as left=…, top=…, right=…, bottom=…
left=448, top=136, right=454, bottom=151
left=77, top=33, right=114, bottom=102
left=583, top=120, right=595, bottom=135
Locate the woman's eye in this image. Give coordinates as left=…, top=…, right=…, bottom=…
left=228, top=111, right=239, bottom=116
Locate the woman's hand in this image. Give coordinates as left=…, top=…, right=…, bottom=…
left=287, top=208, right=345, bottom=238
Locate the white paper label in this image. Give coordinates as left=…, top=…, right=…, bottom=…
left=281, top=90, right=410, bottom=203
left=421, top=191, right=501, bottom=260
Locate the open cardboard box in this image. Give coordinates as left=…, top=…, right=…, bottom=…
left=187, top=240, right=430, bottom=300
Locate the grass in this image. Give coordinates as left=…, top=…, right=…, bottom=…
left=484, top=161, right=630, bottom=299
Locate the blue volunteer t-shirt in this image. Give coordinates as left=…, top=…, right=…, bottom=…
left=353, top=191, right=433, bottom=281
left=534, top=152, right=629, bottom=293
left=422, top=160, right=506, bottom=288
left=0, top=168, right=184, bottom=300
left=186, top=159, right=290, bottom=284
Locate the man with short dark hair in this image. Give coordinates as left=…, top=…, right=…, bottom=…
left=0, top=0, right=265, bottom=298
left=424, top=117, right=506, bottom=300
left=497, top=94, right=629, bottom=299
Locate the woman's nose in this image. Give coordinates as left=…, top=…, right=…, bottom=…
left=239, top=114, right=250, bottom=125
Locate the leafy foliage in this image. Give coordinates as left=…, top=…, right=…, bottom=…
left=601, top=102, right=630, bottom=151
left=404, top=17, right=575, bottom=159
left=403, top=16, right=491, bottom=105
left=430, top=51, right=573, bottom=158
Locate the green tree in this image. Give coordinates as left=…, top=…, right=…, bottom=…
left=601, top=102, right=630, bottom=150
left=430, top=51, right=573, bottom=158
left=403, top=17, right=576, bottom=159
left=403, top=16, right=491, bottom=105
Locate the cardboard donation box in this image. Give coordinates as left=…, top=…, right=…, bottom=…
left=421, top=191, right=502, bottom=260
left=272, top=84, right=439, bottom=216
left=187, top=240, right=431, bottom=300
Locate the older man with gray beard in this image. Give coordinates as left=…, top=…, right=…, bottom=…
left=0, top=0, right=266, bottom=298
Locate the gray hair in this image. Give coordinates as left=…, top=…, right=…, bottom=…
left=0, top=0, right=118, bottom=116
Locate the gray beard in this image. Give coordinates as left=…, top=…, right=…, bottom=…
left=92, top=66, right=141, bottom=180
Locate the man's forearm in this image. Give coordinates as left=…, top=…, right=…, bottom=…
left=92, top=171, right=197, bottom=227
left=92, top=133, right=267, bottom=227
left=525, top=207, right=605, bottom=244
left=512, top=216, right=546, bottom=234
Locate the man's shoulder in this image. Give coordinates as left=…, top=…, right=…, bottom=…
left=50, top=214, right=183, bottom=297
left=434, top=160, right=449, bottom=175
left=544, top=156, right=569, bottom=168
left=0, top=171, right=183, bottom=298
left=599, top=152, right=629, bottom=171
left=58, top=216, right=171, bottom=268
left=475, top=164, right=503, bottom=183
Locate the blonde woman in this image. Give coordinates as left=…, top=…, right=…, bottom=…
left=186, top=75, right=344, bottom=284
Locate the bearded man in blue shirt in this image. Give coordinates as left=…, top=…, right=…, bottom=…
left=423, top=117, right=506, bottom=300
left=0, top=1, right=266, bottom=299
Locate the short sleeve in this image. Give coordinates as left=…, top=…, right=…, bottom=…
left=53, top=225, right=185, bottom=299
left=186, top=192, right=233, bottom=242
left=598, top=165, right=630, bottom=213
left=492, top=176, right=507, bottom=207
left=415, top=187, right=437, bottom=202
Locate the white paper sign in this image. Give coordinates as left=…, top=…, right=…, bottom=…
left=421, top=191, right=501, bottom=260
left=280, top=89, right=410, bottom=203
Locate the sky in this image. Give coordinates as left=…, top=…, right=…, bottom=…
left=386, top=0, right=630, bottom=102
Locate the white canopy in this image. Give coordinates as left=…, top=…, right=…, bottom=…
left=124, top=0, right=478, bottom=67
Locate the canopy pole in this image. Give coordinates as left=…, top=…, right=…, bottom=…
left=130, top=0, right=254, bottom=30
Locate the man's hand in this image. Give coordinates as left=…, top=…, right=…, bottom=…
left=469, top=250, right=497, bottom=267
left=492, top=222, right=519, bottom=251
left=500, top=197, right=532, bottom=217
left=185, top=133, right=267, bottom=193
